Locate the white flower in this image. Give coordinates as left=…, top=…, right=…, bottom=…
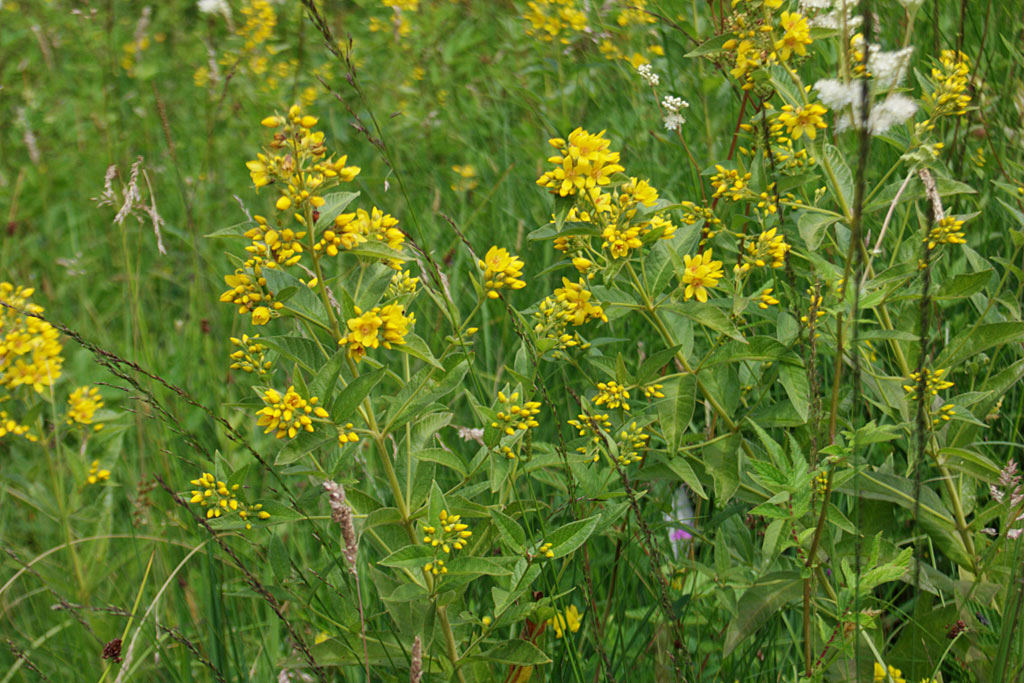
left=814, top=78, right=858, bottom=110
left=810, top=7, right=862, bottom=29
left=637, top=63, right=659, bottom=86
left=869, top=47, right=914, bottom=90
left=661, top=95, right=689, bottom=113
left=799, top=0, right=834, bottom=9
left=198, top=0, right=231, bottom=16
left=868, top=94, right=917, bottom=135
left=663, top=112, right=686, bottom=131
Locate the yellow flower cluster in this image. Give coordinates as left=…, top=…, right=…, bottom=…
left=245, top=214, right=306, bottom=267
left=759, top=288, right=780, bottom=309
left=423, top=509, right=471, bottom=574
left=0, top=410, right=35, bottom=441
left=188, top=472, right=270, bottom=529
left=777, top=103, right=828, bottom=140
left=219, top=265, right=282, bottom=326
left=491, top=391, right=542, bottom=435
left=925, top=50, right=972, bottom=117
left=387, top=268, right=420, bottom=298
left=451, top=165, right=478, bottom=192
left=479, top=246, right=527, bottom=299
left=532, top=296, right=589, bottom=357
left=568, top=412, right=612, bottom=461
left=616, top=0, right=655, bottom=26
left=903, top=368, right=954, bottom=401
left=229, top=334, right=272, bottom=375
left=925, top=216, right=966, bottom=250
left=617, top=421, right=649, bottom=465
left=339, top=304, right=415, bottom=362
left=256, top=386, right=329, bottom=439
left=873, top=663, right=906, bottom=683
left=0, top=283, right=64, bottom=394
left=536, top=128, right=624, bottom=197
left=86, top=460, right=111, bottom=485
left=740, top=228, right=791, bottom=271
left=710, top=166, right=752, bottom=202
left=554, top=277, right=608, bottom=325
left=66, top=386, right=104, bottom=430
left=592, top=381, right=630, bottom=411
left=681, top=250, right=725, bottom=303
left=522, top=0, right=587, bottom=45
left=774, top=11, right=811, bottom=61
left=547, top=605, right=582, bottom=638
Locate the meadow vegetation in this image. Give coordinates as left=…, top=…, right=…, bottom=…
left=3, top=0, right=1024, bottom=680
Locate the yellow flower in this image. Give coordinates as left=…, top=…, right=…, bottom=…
left=479, top=246, right=527, bottom=299
left=681, top=249, right=724, bottom=303
left=0, top=282, right=64, bottom=394
left=344, top=308, right=383, bottom=350
left=554, top=277, right=607, bottom=325
left=903, top=368, right=954, bottom=400
left=423, top=509, right=471, bottom=573
left=256, top=386, right=328, bottom=439
left=759, top=288, right=780, bottom=309
left=601, top=225, right=643, bottom=259
left=744, top=228, right=791, bottom=269
left=86, top=460, right=111, bottom=485
left=774, top=11, right=812, bottom=61
left=925, top=216, right=966, bottom=249
left=873, top=662, right=907, bottom=683
left=537, top=128, right=624, bottom=197
left=491, top=391, right=542, bottom=435
left=710, top=165, right=752, bottom=202
left=592, top=381, right=630, bottom=411
left=547, top=605, right=582, bottom=638
left=379, top=303, right=415, bottom=348
left=339, top=305, right=415, bottom=360
left=778, top=103, right=828, bottom=140
left=187, top=471, right=269, bottom=529
left=67, top=386, right=104, bottom=428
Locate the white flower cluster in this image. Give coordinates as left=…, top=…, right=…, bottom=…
left=197, top=0, right=231, bottom=16
left=815, top=79, right=918, bottom=135
left=637, top=63, right=659, bottom=87
left=799, top=0, right=863, bottom=30
left=661, top=95, right=690, bottom=131
left=850, top=34, right=915, bottom=90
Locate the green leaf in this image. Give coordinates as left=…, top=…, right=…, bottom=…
left=395, top=333, right=444, bottom=370
left=778, top=364, right=810, bottom=423
left=665, top=456, right=707, bottom=500
left=824, top=144, right=853, bottom=212
left=797, top=212, right=841, bottom=251
left=723, top=572, right=803, bottom=656
left=258, top=336, right=326, bottom=374
left=379, top=544, right=434, bottom=568
left=205, top=220, right=255, bottom=239
left=937, top=270, right=992, bottom=299
left=314, top=191, right=360, bottom=231
left=685, top=32, right=736, bottom=57
left=309, top=348, right=348, bottom=402
left=527, top=221, right=601, bottom=242
left=268, top=533, right=290, bottom=581
left=478, top=640, right=551, bottom=666
left=416, top=448, right=468, bottom=477
left=346, top=240, right=406, bottom=263
left=637, top=345, right=681, bottom=384
left=670, top=374, right=696, bottom=453
left=665, top=302, right=745, bottom=341
left=274, top=431, right=336, bottom=466
left=489, top=508, right=527, bottom=552
left=331, top=368, right=385, bottom=422
left=445, top=557, right=513, bottom=576
left=705, top=336, right=802, bottom=367
left=936, top=322, right=1024, bottom=369
left=546, top=515, right=601, bottom=557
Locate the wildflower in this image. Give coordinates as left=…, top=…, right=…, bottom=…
left=86, top=460, right=111, bottom=485
left=423, top=509, right=471, bottom=574
left=617, top=421, right=649, bottom=465
left=491, top=391, right=541, bottom=435
left=743, top=228, right=791, bottom=269
left=661, top=96, right=690, bottom=131
left=925, top=50, right=971, bottom=117
left=188, top=471, right=269, bottom=528
left=0, top=282, right=65, bottom=394
left=637, top=63, right=659, bottom=86
left=601, top=225, right=643, bottom=259
left=926, top=216, right=966, bottom=249
left=0, top=411, right=36, bottom=441
left=710, top=165, right=752, bottom=201
left=479, top=246, right=527, bottom=299
left=547, top=605, right=582, bottom=638
left=537, top=128, right=625, bottom=197
left=681, top=249, right=724, bottom=303
left=814, top=471, right=828, bottom=495
left=386, top=268, right=420, bottom=297
left=618, top=177, right=659, bottom=209
left=339, top=305, right=414, bottom=360
left=451, top=165, right=478, bottom=192
left=759, top=288, right=780, bottom=309
left=592, top=381, right=630, bottom=411
left=337, top=423, right=359, bottom=445
left=379, top=303, right=415, bottom=347
left=67, top=386, right=104, bottom=429
left=775, top=11, right=812, bottom=61
left=229, top=334, right=272, bottom=375
left=219, top=267, right=281, bottom=326
left=532, top=296, right=590, bottom=357
left=522, top=0, right=587, bottom=44
left=554, top=277, right=608, bottom=325
left=778, top=103, right=828, bottom=140
left=536, top=542, right=555, bottom=559
left=903, top=368, right=954, bottom=400
left=873, top=663, right=907, bottom=683
left=256, top=386, right=328, bottom=439
left=198, top=0, right=231, bottom=17
left=245, top=214, right=305, bottom=266
left=643, top=383, right=665, bottom=399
